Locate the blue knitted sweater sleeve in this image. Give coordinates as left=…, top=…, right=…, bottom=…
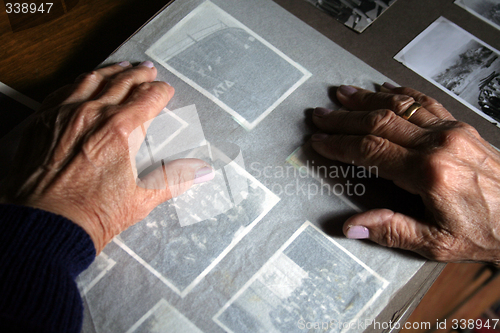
left=0, top=204, right=96, bottom=332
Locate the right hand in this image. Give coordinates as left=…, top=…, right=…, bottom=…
left=311, top=84, right=500, bottom=265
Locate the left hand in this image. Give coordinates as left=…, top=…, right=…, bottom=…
left=0, top=62, right=212, bottom=254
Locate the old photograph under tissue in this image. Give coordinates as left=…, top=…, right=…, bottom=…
left=455, top=0, right=500, bottom=30
left=394, top=17, right=500, bottom=125
left=115, top=161, right=279, bottom=297
left=118, top=132, right=280, bottom=297
left=146, top=1, right=311, bottom=130
left=126, top=299, right=203, bottom=333
left=213, top=221, right=389, bottom=333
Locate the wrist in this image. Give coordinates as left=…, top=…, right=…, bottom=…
left=27, top=198, right=106, bottom=255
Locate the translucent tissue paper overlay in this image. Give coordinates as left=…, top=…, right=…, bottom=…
left=128, top=105, right=249, bottom=227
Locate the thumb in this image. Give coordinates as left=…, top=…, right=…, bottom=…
left=343, top=209, right=432, bottom=252
left=138, top=158, right=214, bottom=199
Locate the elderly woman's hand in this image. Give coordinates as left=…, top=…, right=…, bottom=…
left=0, top=62, right=212, bottom=254
left=311, top=83, right=500, bottom=265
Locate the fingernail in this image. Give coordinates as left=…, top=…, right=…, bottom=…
left=346, top=225, right=370, bottom=239
left=338, top=85, right=358, bottom=97
left=118, top=61, right=131, bottom=67
left=193, top=166, right=215, bottom=184
left=311, top=134, right=329, bottom=142
left=139, top=61, right=155, bottom=68
left=164, top=81, right=172, bottom=86
left=314, top=107, right=332, bottom=116
left=382, top=82, right=397, bottom=90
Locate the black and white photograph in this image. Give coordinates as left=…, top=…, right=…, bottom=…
left=146, top=1, right=311, bottom=130
left=306, top=0, right=398, bottom=33
left=455, top=0, right=500, bottom=30
left=114, top=160, right=280, bottom=297
left=394, top=17, right=500, bottom=125
left=213, top=222, right=388, bottom=333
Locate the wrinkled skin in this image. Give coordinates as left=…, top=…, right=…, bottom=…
left=311, top=84, right=500, bottom=265
left=0, top=62, right=211, bottom=254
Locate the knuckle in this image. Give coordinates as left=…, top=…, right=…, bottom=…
left=390, top=95, right=415, bottom=114
left=359, top=135, right=391, bottom=162
left=455, top=121, right=480, bottom=138
left=74, top=100, right=102, bottom=118
left=136, top=82, right=169, bottom=103
left=382, top=225, right=400, bottom=248
left=420, top=151, right=451, bottom=190
left=398, top=87, right=414, bottom=96
left=111, top=72, right=136, bottom=88
left=418, top=95, right=441, bottom=108
left=380, top=217, right=408, bottom=249
left=436, top=122, right=474, bottom=151
left=69, top=101, right=103, bottom=129
left=75, top=71, right=103, bottom=85
left=325, top=135, right=349, bottom=160
left=364, top=109, right=397, bottom=133
left=109, top=113, right=133, bottom=141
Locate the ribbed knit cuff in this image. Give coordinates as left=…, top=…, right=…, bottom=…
left=0, top=204, right=96, bottom=332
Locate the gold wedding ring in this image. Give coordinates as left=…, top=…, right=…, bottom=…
left=402, top=102, right=422, bottom=120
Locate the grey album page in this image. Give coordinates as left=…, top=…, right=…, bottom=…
left=77, top=0, right=427, bottom=332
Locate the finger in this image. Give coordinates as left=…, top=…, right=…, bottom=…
left=336, top=85, right=439, bottom=127
left=63, top=62, right=133, bottom=104
left=95, top=61, right=159, bottom=105
left=311, top=133, right=417, bottom=192
left=343, top=209, right=444, bottom=261
left=312, top=107, right=427, bottom=147
left=139, top=159, right=214, bottom=201
left=381, top=83, right=456, bottom=121
left=87, top=82, right=174, bottom=172
left=114, top=81, right=175, bottom=135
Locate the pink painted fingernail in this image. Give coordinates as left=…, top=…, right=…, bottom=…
left=338, top=85, right=358, bottom=97
left=382, top=82, right=397, bottom=90
left=118, top=61, right=131, bottom=67
left=193, top=166, right=215, bottom=184
left=346, top=226, right=369, bottom=239
left=139, top=61, right=155, bottom=68
left=311, top=134, right=329, bottom=142
left=314, top=107, right=332, bottom=116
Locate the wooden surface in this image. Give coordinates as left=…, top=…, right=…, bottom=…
left=0, top=0, right=167, bottom=102
left=402, top=263, right=500, bottom=333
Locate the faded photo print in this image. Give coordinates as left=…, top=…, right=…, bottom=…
left=455, top=0, right=500, bottom=30
left=395, top=17, right=500, bottom=125
left=146, top=1, right=311, bottom=130
left=214, top=222, right=388, bottom=333
left=305, top=0, right=398, bottom=33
